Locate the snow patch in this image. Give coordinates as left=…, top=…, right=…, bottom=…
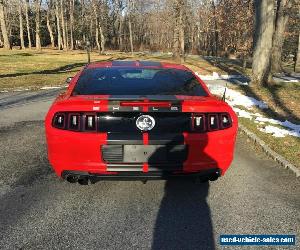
left=207, top=84, right=268, bottom=109
left=196, top=72, right=248, bottom=85
left=284, top=79, right=298, bottom=83
left=207, top=83, right=300, bottom=138
left=259, top=125, right=300, bottom=138
left=233, top=107, right=253, bottom=119
left=255, top=117, right=300, bottom=132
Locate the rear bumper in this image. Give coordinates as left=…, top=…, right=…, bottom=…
left=46, top=130, right=236, bottom=177
left=62, top=168, right=221, bottom=183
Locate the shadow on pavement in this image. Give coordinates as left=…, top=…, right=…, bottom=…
left=150, top=132, right=216, bottom=249
left=152, top=181, right=214, bottom=250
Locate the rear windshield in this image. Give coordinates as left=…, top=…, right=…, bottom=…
left=72, top=68, right=208, bottom=96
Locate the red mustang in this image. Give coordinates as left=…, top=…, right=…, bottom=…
left=45, top=61, right=238, bottom=184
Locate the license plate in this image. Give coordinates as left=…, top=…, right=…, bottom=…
left=123, top=145, right=167, bottom=163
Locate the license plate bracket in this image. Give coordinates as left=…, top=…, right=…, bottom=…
left=123, top=145, right=167, bottom=163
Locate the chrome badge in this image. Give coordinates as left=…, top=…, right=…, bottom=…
left=136, top=115, right=155, bottom=131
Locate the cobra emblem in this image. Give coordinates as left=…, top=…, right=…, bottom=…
left=136, top=115, right=155, bottom=131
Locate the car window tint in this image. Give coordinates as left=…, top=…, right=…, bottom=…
left=73, top=68, right=208, bottom=96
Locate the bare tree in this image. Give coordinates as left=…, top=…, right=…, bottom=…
left=60, top=0, right=67, bottom=49
left=270, top=0, right=292, bottom=74
left=1, top=0, right=297, bottom=66
left=128, top=0, right=134, bottom=55
left=69, top=0, right=74, bottom=50
left=34, top=0, right=41, bottom=50
left=55, top=0, right=63, bottom=49
left=19, top=0, right=25, bottom=49
left=46, top=0, right=55, bottom=48
left=24, top=0, right=31, bottom=49
left=0, top=0, right=10, bottom=49
left=99, top=22, right=105, bottom=54
left=173, top=0, right=185, bottom=61
left=92, top=0, right=101, bottom=53
left=252, top=0, right=275, bottom=86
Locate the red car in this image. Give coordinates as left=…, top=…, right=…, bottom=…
left=45, top=60, right=238, bottom=184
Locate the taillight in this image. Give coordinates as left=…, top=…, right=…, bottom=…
left=208, top=114, right=219, bottom=131
left=52, top=112, right=97, bottom=131
left=191, top=113, right=232, bottom=132
left=69, top=113, right=80, bottom=130
left=84, top=114, right=96, bottom=130
left=52, top=113, right=65, bottom=128
left=220, top=113, right=231, bottom=129
left=191, top=114, right=205, bottom=132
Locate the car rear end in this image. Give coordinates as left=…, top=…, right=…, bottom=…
left=45, top=61, right=238, bottom=184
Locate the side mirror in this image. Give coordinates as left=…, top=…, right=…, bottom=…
left=66, top=77, right=73, bottom=84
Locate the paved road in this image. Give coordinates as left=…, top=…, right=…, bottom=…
left=0, top=89, right=299, bottom=250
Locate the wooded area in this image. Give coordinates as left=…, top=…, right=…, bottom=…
left=0, top=0, right=299, bottom=86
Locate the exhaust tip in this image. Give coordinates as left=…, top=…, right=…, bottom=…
left=209, top=173, right=219, bottom=182
left=66, top=175, right=78, bottom=183
left=78, top=177, right=89, bottom=185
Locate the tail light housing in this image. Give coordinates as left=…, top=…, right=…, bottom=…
left=52, top=112, right=232, bottom=132
left=69, top=113, right=80, bottom=131
left=191, top=113, right=232, bottom=132
left=52, top=112, right=97, bottom=132
left=53, top=113, right=65, bottom=128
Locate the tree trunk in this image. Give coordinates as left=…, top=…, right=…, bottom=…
left=128, top=18, right=133, bottom=54
left=118, top=15, right=123, bottom=51
left=46, top=10, right=55, bottom=48
left=172, top=0, right=180, bottom=60
left=60, top=0, right=67, bottom=50
left=270, top=0, right=291, bottom=74
left=0, top=0, right=10, bottom=49
left=65, top=12, right=69, bottom=48
left=179, top=1, right=185, bottom=62
left=69, top=0, right=74, bottom=50
left=295, top=33, right=300, bottom=72
left=127, top=0, right=134, bottom=55
left=252, top=0, right=275, bottom=86
left=211, top=0, right=218, bottom=57
left=25, top=0, right=31, bottom=49
left=99, top=24, right=105, bottom=54
left=35, top=0, right=41, bottom=50
left=19, top=1, right=25, bottom=49
left=55, top=0, right=63, bottom=50
left=92, top=1, right=100, bottom=53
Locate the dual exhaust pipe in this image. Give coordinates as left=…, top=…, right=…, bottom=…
left=64, top=172, right=219, bottom=185
left=65, top=175, right=89, bottom=185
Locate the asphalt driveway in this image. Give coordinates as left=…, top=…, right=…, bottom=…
left=0, top=89, right=299, bottom=250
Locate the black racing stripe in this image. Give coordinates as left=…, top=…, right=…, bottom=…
left=148, top=133, right=184, bottom=144
left=106, top=133, right=143, bottom=145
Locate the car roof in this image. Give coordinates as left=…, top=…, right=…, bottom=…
left=85, top=60, right=190, bottom=71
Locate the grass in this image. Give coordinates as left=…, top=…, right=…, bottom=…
left=0, top=49, right=223, bottom=90
left=0, top=48, right=298, bottom=168
left=239, top=117, right=300, bottom=168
